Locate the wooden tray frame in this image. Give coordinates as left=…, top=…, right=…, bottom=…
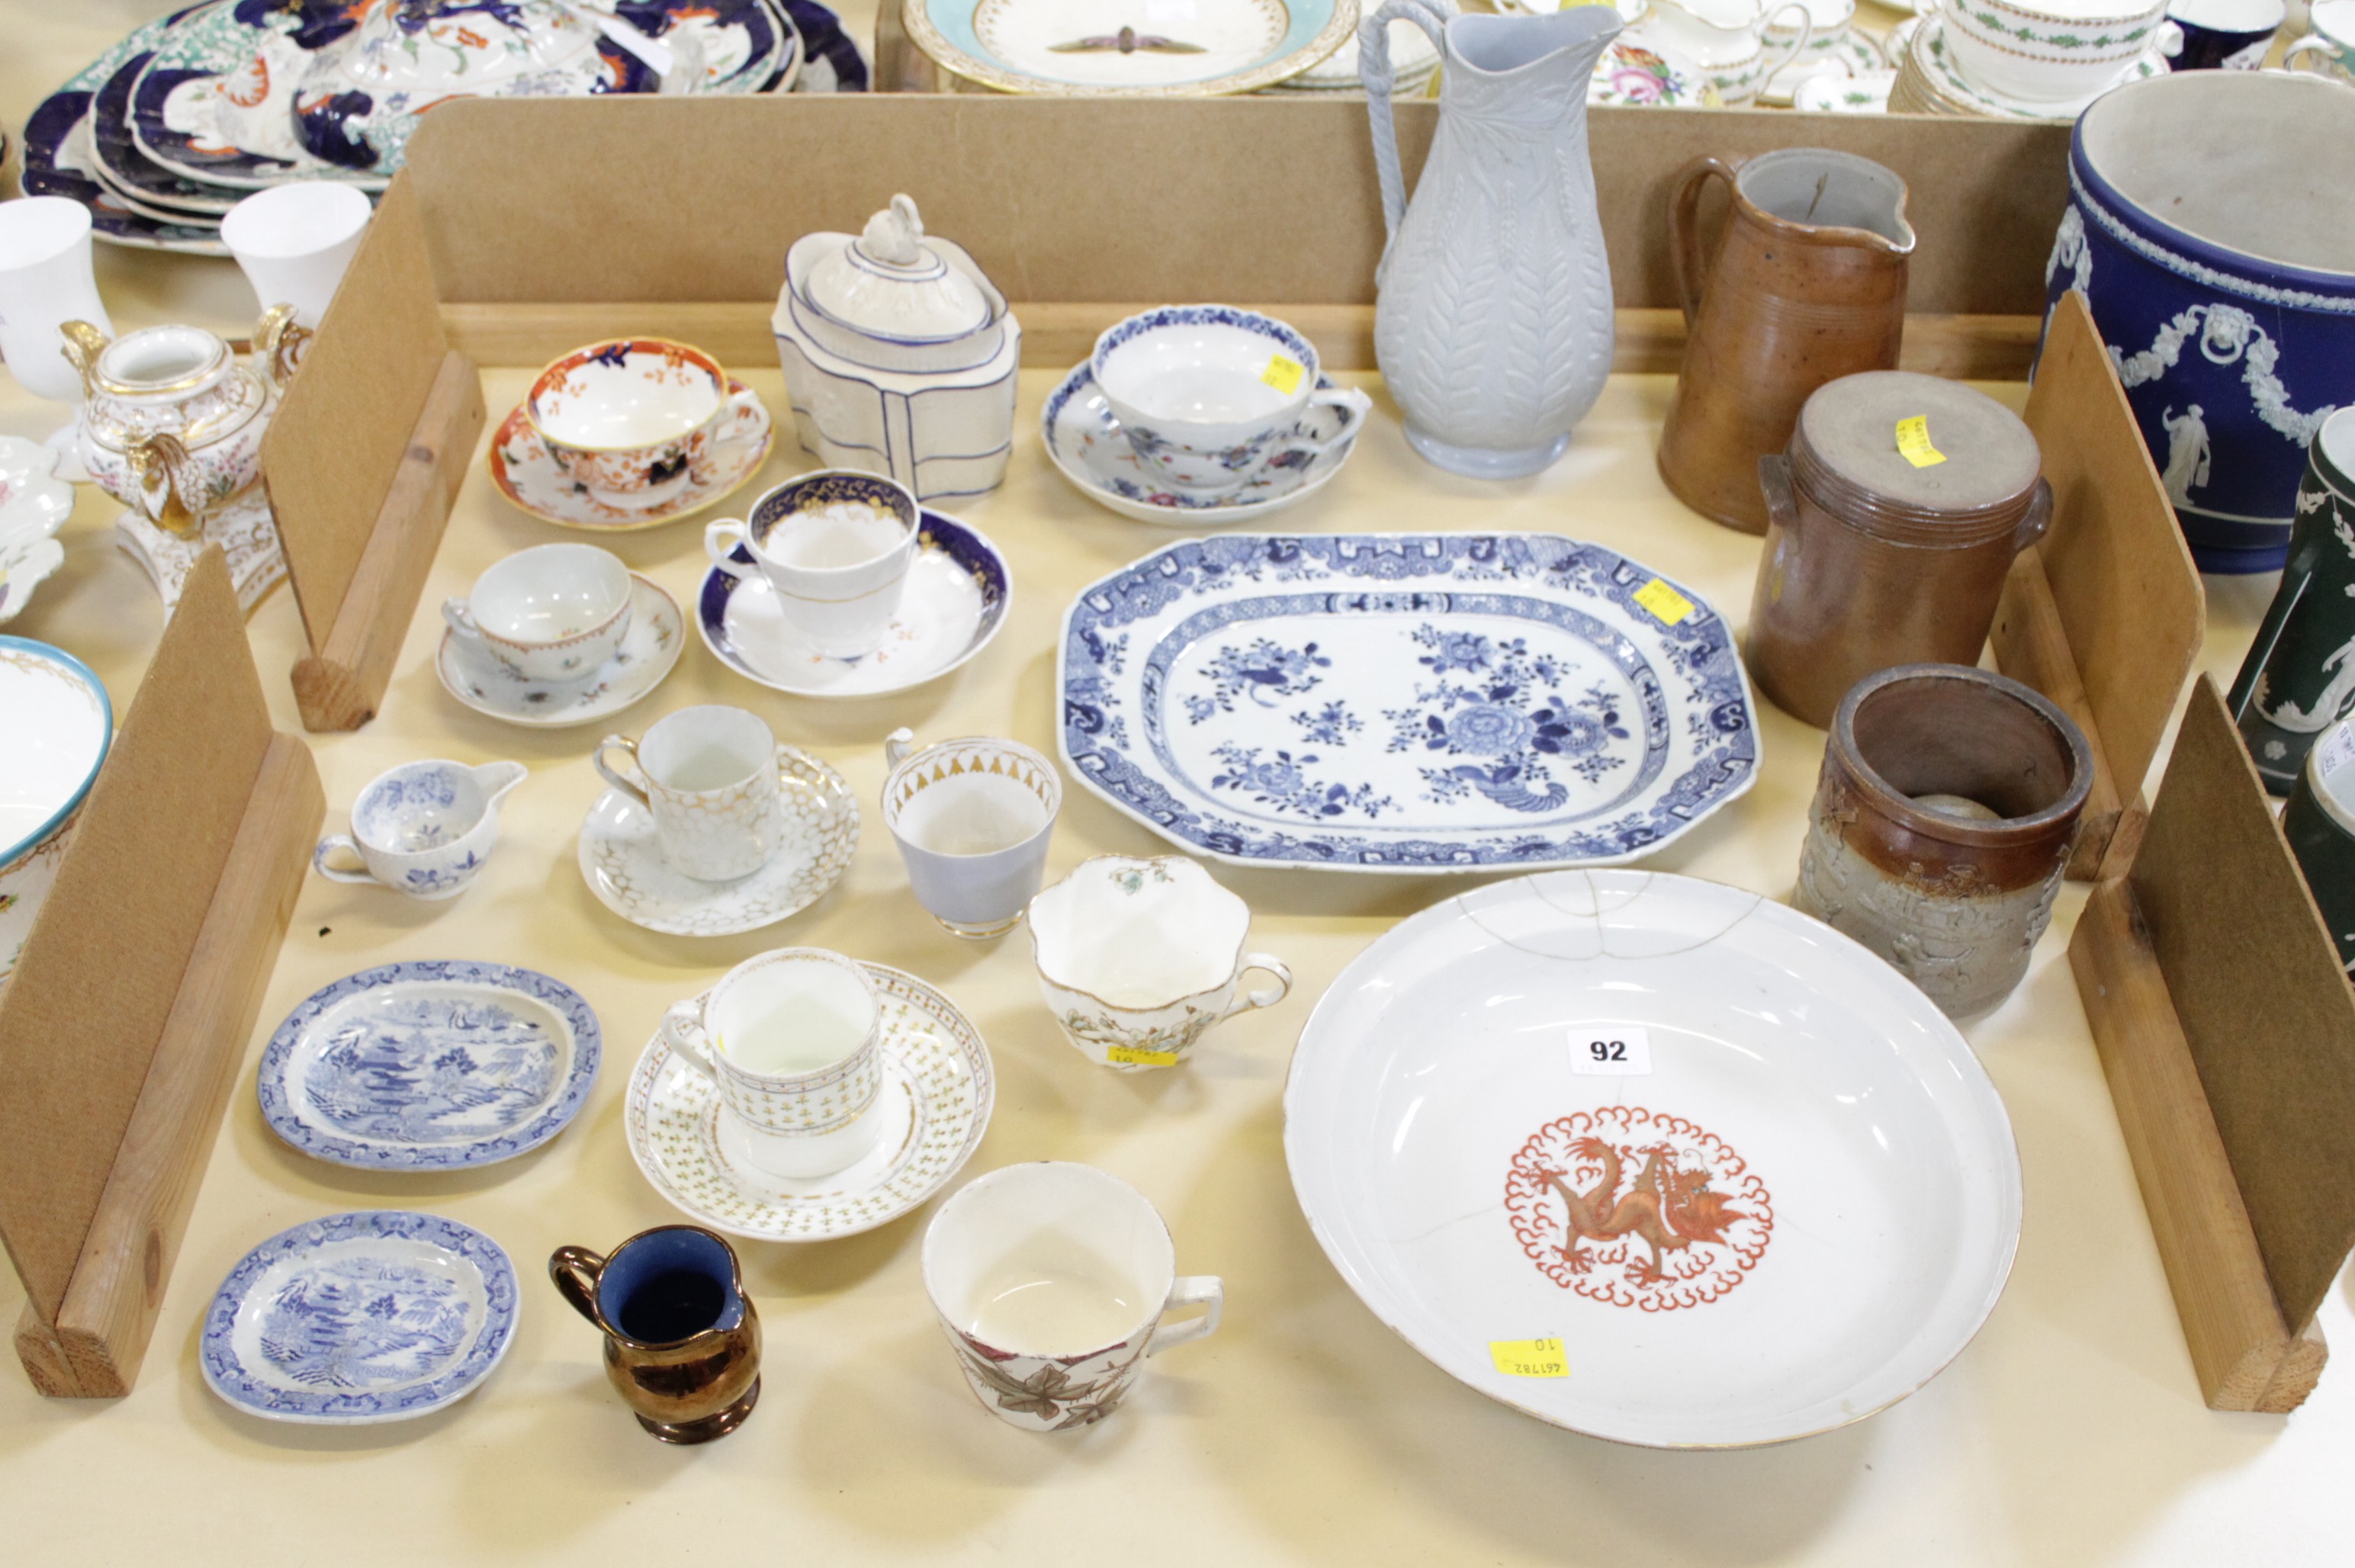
left=1, top=551, right=323, bottom=1396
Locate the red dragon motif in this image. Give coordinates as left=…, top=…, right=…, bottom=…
left=1505, top=1106, right=1773, bottom=1311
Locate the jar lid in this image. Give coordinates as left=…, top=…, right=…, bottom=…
left=1794, top=372, right=2042, bottom=532
left=800, top=195, right=992, bottom=345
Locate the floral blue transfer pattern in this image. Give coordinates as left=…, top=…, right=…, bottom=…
left=1058, top=535, right=1759, bottom=869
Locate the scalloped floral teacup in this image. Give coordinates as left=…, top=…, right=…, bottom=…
left=314, top=758, right=527, bottom=901
left=1026, top=854, right=1290, bottom=1072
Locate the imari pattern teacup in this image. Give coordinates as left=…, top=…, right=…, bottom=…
left=527, top=338, right=763, bottom=510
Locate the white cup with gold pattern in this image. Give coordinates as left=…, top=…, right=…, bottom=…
left=882, top=728, right=1062, bottom=939
left=661, top=947, right=885, bottom=1180
left=594, top=705, right=782, bottom=882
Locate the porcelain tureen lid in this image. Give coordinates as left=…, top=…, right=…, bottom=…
left=800, top=195, right=993, bottom=344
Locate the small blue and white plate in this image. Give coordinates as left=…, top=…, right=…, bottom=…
left=201, top=1210, right=517, bottom=1425
left=259, top=962, right=600, bottom=1170
left=1060, top=533, right=1761, bottom=873
left=698, top=509, right=1010, bottom=699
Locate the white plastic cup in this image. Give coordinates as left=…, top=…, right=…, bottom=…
left=220, top=184, right=373, bottom=329
left=0, top=198, right=111, bottom=404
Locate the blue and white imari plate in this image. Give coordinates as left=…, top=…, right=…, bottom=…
left=1060, top=535, right=1759, bottom=872
left=201, top=1210, right=517, bottom=1425
left=259, top=962, right=601, bottom=1170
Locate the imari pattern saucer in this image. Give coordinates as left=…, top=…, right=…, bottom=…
left=258, top=961, right=602, bottom=1171
left=488, top=385, right=773, bottom=530
left=436, top=574, right=683, bottom=728
left=625, top=964, right=994, bottom=1241
left=201, top=1210, right=519, bottom=1425
left=1041, top=361, right=1359, bottom=526
left=577, top=746, right=859, bottom=936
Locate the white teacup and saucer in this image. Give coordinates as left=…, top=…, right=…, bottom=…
left=435, top=543, right=684, bottom=727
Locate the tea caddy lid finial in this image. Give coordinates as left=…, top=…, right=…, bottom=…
left=801, top=194, right=993, bottom=345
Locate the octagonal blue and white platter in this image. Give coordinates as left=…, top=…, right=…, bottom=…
left=201, top=1210, right=518, bottom=1425
left=259, top=961, right=601, bottom=1170
left=1059, top=534, right=1759, bottom=872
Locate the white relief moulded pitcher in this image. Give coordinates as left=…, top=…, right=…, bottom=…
left=1360, top=0, right=1622, bottom=479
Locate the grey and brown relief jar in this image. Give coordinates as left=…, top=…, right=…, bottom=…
left=1795, top=664, right=2091, bottom=1017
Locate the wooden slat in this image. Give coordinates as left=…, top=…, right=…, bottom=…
left=15, top=731, right=320, bottom=1396
left=1990, top=547, right=2142, bottom=879
left=2068, top=877, right=2327, bottom=1412
left=288, top=348, right=486, bottom=731
left=440, top=300, right=2043, bottom=378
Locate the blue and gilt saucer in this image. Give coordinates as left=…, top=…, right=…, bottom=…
left=1042, top=361, right=1361, bottom=526
left=258, top=961, right=602, bottom=1171
left=697, top=510, right=1010, bottom=699
left=436, top=573, right=683, bottom=728
left=201, top=1210, right=518, bottom=1425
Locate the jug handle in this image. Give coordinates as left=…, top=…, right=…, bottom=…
left=549, top=1246, right=610, bottom=1329
left=1669, top=156, right=1742, bottom=329
left=1361, top=0, right=1458, bottom=277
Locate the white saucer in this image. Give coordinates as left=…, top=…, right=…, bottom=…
left=1041, top=361, right=1361, bottom=526
left=436, top=574, right=683, bottom=728
left=625, top=963, right=994, bottom=1242
left=697, top=510, right=1010, bottom=699
left=1758, top=33, right=1884, bottom=106
left=577, top=744, right=859, bottom=937
left=1794, top=67, right=1897, bottom=113
left=1907, top=14, right=2165, bottom=119
left=488, top=385, right=773, bottom=531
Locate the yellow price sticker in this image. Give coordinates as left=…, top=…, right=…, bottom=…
left=1107, top=1043, right=1181, bottom=1068
left=1262, top=354, right=1306, bottom=397
left=1632, top=577, right=1695, bottom=626
left=1489, top=1337, right=1569, bottom=1379
left=1895, top=415, right=1947, bottom=468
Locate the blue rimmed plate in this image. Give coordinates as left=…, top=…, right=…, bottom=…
left=1, top=637, right=113, bottom=985
left=201, top=1211, right=518, bottom=1425
left=259, top=962, right=601, bottom=1170
left=904, top=0, right=1357, bottom=96
left=1059, top=533, right=1760, bottom=872
left=698, top=509, right=1011, bottom=699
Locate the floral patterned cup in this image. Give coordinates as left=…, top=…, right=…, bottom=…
left=661, top=948, right=885, bottom=1180
left=923, top=1162, right=1222, bottom=1432
left=1026, top=854, right=1290, bottom=1071
left=594, top=705, right=782, bottom=882
left=527, top=338, right=763, bottom=511
left=443, top=543, right=633, bottom=684
left=1092, top=306, right=1372, bottom=495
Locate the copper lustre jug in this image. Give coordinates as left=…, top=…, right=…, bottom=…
left=1657, top=149, right=1915, bottom=534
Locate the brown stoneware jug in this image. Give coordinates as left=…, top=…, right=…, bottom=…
left=1658, top=149, right=1915, bottom=534
left=551, top=1225, right=762, bottom=1444
left=1796, top=664, right=2090, bottom=1017
left=1747, top=371, right=2050, bottom=728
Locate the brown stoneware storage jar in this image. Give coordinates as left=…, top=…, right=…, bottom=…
left=1795, top=664, right=2090, bottom=1017
left=1657, top=149, right=1915, bottom=534
left=1746, top=371, right=2050, bottom=728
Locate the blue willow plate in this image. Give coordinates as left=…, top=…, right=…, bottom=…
left=259, top=961, right=601, bottom=1170
left=1059, top=534, right=1760, bottom=872
left=201, top=1211, right=517, bottom=1425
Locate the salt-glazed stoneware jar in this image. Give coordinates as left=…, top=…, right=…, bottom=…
left=1748, top=371, right=2049, bottom=728
left=60, top=308, right=298, bottom=536
left=1796, top=664, right=2091, bottom=1017
left=1658, top=148, right=1914, bottom=534
left=2044, top=70, right=2355, bottom=572
left=772, top=194, right=1020, bottom=503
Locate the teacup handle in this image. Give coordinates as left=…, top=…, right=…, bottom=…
left=1277, top=387, right=1374, bottom=459
left=660, top=998, right=723, bottom=1081
left=592, top=734, right=653, bottom=810
left=548, top=1245, right=609, bottom=1329
left=718, top=383, right=766, bottom=435
left=705, top=518, right=758, bottom=581
left=1762, top=2, right=1814, bottom=79
left=1146, top=1275, right=1223, bottom=1357
left=2283, top=35, right=2337, bottom=72
left=1219, top=955, right=1293, bottom=1020
left=885, top=727, right=920, bottom=769
left=442, top=597, right=484, bottom=644
left=312, top=836, right=377, bottom=885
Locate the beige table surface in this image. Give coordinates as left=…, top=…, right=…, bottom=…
left=5, top=7, right=2350, bottom=1566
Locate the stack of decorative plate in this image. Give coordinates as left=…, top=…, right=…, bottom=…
left=905, top=0, right=1360, bottom=95
left=1890, top=11, right=2164, bottom=119
left=21, top=0, right=867, bottom=255
left=1259, top=17, right=1441, bottom=93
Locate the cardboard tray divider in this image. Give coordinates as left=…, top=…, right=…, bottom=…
left=1, top=550, right=324, bottom=1397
